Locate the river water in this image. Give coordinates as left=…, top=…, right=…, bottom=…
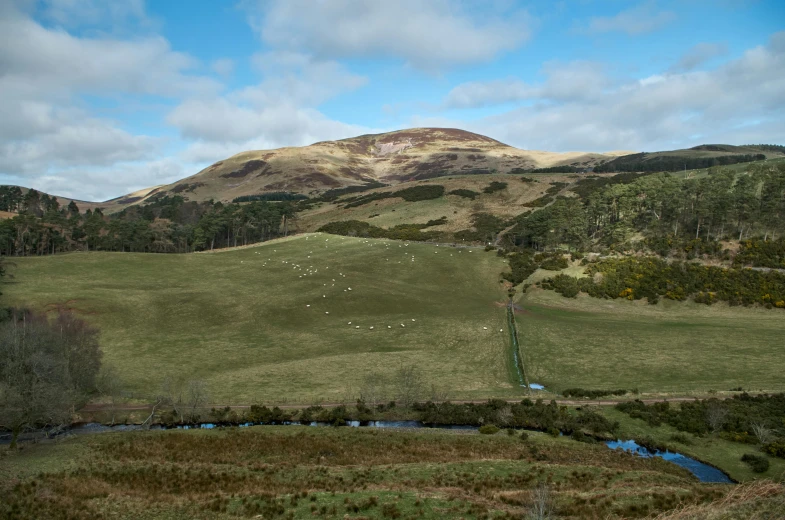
left=606, top=439, right=733, bottom=484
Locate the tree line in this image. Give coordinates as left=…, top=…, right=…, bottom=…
left=593, top=153, right=766, bottom=173
left=0, top=192, right=298, bottom=255
left=506, top=162, right=785, bottom=253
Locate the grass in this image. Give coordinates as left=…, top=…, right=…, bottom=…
left=515, top=288, right=785, bottom=394
left=1, top=425, right=750, bottom=519
left=3, top=233, right=515, bottom=404
left=598, top=407, right=785, bottom=483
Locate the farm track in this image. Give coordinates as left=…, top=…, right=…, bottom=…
left=79, top=395, right=738, bottom=414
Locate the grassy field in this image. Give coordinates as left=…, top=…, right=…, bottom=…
left=3, top=425, right=766, bottom=519
left=3, top=233, right=516, bottom=403
left=515, top=288, right=785, bottom=394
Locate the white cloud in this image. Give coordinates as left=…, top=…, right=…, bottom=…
left=168, top=51, right=370, bottom=160
left=443, top=79, right=532, bottom=109
left=211, top=58, right=235, bottom=77
left=15, top=158, right=189, bottom=202
left=247, top=0, right=531, bottom=69
left=435, top=32, right=785, bottom=152
left=584, top=2, right=676, bottom=36
left=443, top=61, right=608, bottom=108
left=0, top=2, right=220, bottom=200
left=669, top=42, right=728, bottom=72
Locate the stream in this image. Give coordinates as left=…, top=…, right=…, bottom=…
left=606, top=439, right=733, bottom=484
left=5, top=420, right=733, bottom=483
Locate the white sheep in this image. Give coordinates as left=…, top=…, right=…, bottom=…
left=369, top=326, right=374, bottom=330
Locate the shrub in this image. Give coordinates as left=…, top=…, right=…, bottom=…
left=448, top=189, right=479, bottom=200
left=741, top=453, right=770, bottom=473
left=562, top=388, right=627, bottom=399
left=506, top=428, right=516, bottom=436
left=547, top=427, right=560, bottom=437
left=762, top=440, right=785, bottom=459
left=669, top=433, right=692, bottom=445
left=519, top=431, right=529, bottom=441
left=479, top=424, right=500, bottom=435
left=482, top=181, right=507, bottom=194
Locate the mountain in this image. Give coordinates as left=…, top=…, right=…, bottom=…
left=95, top=128, right=628, bottom=211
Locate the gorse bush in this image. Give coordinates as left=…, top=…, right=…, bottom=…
left=540, top=257, right=785, bottom=308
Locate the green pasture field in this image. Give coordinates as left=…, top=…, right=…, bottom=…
left=2, top=425, right=746, bottom=519
left=3, top=233, right=516, bottom=403
left=516, top=288, right=785, bottom=394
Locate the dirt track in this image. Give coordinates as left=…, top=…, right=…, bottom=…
left=80, top=395, right=717, bottom=414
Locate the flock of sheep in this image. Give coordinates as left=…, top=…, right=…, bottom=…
left=242, top=234, right=503, bottom=334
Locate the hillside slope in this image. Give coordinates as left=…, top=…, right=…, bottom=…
left=96, top=128, right=625, bottom=211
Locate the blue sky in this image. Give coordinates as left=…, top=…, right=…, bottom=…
left=1, top=0, right=783, bottom=201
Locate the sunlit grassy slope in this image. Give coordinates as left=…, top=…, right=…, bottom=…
left=516, top=289, right=785, bottom=394
left=4, top=234, right=515, bottom=403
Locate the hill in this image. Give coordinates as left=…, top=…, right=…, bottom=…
left=91, top=128, right=627, bottom=212
left=593, top=144, right=783, bottom=173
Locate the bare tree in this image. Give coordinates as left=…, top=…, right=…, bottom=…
left=527, top=482, right=553, bottom=520
left=429, top=383, right=450, bottom=402
left=161, top=376, right=185, bottom=423
left=751, top=422, right=775, bottom=445
left=0, top=309, right=101, bottom=449
left=705, top=401, right=729, bottom=434
left=186, top=380, right=209, bottom=421
left=359, top=373, right=386, bottom=408
left=395, top=364, right=423, bottom=408
left=95, top=365, right=124, bottom=425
